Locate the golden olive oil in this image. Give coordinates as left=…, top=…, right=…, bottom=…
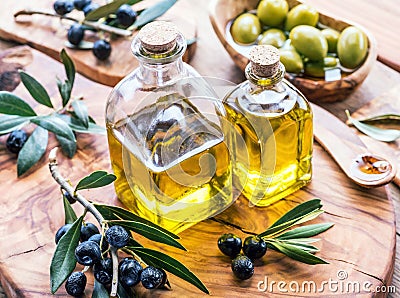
left=107, top=106, right=232, bottom=234
left=224, top=85, right=312, bottom=207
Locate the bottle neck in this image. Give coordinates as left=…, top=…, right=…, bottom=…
left=138, top=57, right=185, bottom=86
left=245, top=62, right=285, bottom=89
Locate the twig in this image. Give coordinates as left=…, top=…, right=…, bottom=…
left=48, top=147, right=119, bottom=295
left=14, top=9, right=132, bottom=37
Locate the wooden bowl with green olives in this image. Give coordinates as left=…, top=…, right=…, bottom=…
left=209, top=0, right=377, bottom=103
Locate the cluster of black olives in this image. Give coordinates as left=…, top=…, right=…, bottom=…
left=5, top=130, right=28, bottom=154
left=218, top=233, right=267, bottom=280
left=55, top=221, right=167, bottom=296
left=53, top=0, right=138, bottom=60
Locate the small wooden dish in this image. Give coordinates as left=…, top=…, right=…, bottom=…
left=209, top=0, right=377, bottom=103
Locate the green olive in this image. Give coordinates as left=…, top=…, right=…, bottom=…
left=257, top=0, right=288, bottom=27
left=304, top=57, right=338, bottom=77
left=231, top=13, right=262, bottom=44
left=289, top=25, right=328, bottom=61
left=321, top=28, right=340, bottom=53
left=258, top=29, right=287, bottom=48
left=337, top=26, right=368, bottom=69
left=279, top=49, right=303, bottom=73
left=284, top=4, right=319, bottom=31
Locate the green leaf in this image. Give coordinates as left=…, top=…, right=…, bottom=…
left=269, top=199, right=322, bottom=229
left=346, top=110, right=400, bottom=142
left=275, top=240, right=319, bottom=253
left=0, top=115, right=33, bottom=135
left=276, top=223, right=334, bottom=240
left=85, top=0, right=130, bottom=21
left=19, top=71, right=53, bottom=108
left=132, top=0, right=177, bottom=29
left=56, top=134, right=77, bottom=158
left=63, top=193, right=78, bottom=224
left=75, top=170, right=116, bottom=191
left=94, top=204, right=179, bottom=240
left=258, top=209, right=324, bottom=238
left=31, top=115, right=76, bottom=142
left=50, top=215, right=83, bottom=293
left=359, top=113, right=400, bottom=124
left=108, top=220, right=186, bottom=250
left=56, top=78, right=72, bottom=107
left=267, top=241, right=328, bottom=265
left=117, top=282, right=134, bottom=298
left=65, top=40, right=94, bottom=50
left=93, top=280, right=110, bottom=298
left=17, top=126, right=48, bottom=176
left=127, top=0, right=142, bottom=5
left=0, top=91, right=37, bottom=116
left=128, top=247, right=209, bottom=294
left=60, top=49, right=75, bottom=88
left=71, top=100, right=89, bottom=128
left=57, top=114, right=105, bottom=135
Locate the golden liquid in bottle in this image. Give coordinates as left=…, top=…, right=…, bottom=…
left=224, top=87, right=312, bottom=206
left=107, top=101, right=232, bottom=234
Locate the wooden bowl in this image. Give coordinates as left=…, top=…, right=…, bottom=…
left=209, top=0, right=377, bottom=103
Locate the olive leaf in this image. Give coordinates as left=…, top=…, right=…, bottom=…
left=108, top=220, right=186, bottom=250
left=60, top=49, right=75, bottom=88
left=275, top=240, right=319, bottom=253
left=93, top=280, right=110, bottom=298
left=258, top=209, right=324, bottom=238
left=57, top=114, right=106, bottom=135
left=0, top=115, right=33, bottom=135
left=65, top=40, right=94, bottom=50
left=94, top=204, right=180, bottom=240
left=71, top=100, right=89, bottom=128
left=63, top=194, right=78, bottom=224
left=131, top=0, right=177, bottom=29
left=358, top=113, right=400, bottom=124
left=127, top=247, right=209, bottom=294
left=117, top=282, right=134, bottom=298
left=0, top=91, right=37, bottom=116
left=268, top=199, right=322, bottom=229
left=85, top=0, right=130, bottom=21
left=56, top=78, right=72, bottom=107
left=56, top=134, right=77, bottom=158
left=75, top=170, right=116, bottom=191
left=266, top=240, right=328, bottom=265
left=346, top=110, right=400, bottom=142
left=19, top=70, right=53, bottom=108
left=17, top=126, right=48, bottom=176
left=50, top=215, right=83, bottom=294
left=31, top=115, right=76, bottom=143
left=275, top=223, right=334, bottom=240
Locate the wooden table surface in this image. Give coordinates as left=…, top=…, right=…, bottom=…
left=0, top=0, right=399, bottom=297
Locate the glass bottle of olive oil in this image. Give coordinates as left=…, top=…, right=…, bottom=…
left=223, top=45, right=312, bottom=207
left=105, top=21, right=232, bottom=233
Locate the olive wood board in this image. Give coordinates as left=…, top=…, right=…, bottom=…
left=0, top=46, right=396, bottom=297
left=350, top=85, right=400, bottom=186
left=0, top=0, right=197, bottom=87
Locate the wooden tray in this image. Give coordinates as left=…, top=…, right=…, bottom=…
left=0, top=0, right=197, bottom=87
left=0, top=47, right=395, bottom=297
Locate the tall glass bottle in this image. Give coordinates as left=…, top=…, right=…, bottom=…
left=224, top=45, right=312, bottom=206
left=105, top=21, right=232, bottom=233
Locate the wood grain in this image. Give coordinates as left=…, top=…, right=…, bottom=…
left=208, top=0, right=378, bottom=103
left=0, top=46, right=396, bottom=298
left=0, top=0, right=197, bottom=87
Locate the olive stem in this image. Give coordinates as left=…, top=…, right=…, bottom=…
left=14, top=9, right=132, bottom=37
left=109, top=247, right=119, bottom=296
left=122, top=248, right=148, bottom=267
left=48, top=147, right=119, bottom=296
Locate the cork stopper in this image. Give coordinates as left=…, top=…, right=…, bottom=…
left=137, top=21, right=179, bottom=53
left=249, top=45, right=280, bottom=77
